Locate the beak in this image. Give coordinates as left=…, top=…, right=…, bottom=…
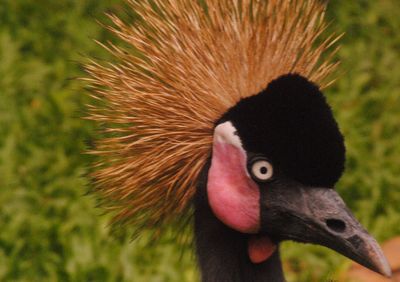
left=261, top=181, right=392, bottom=277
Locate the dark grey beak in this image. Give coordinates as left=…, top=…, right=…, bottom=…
left=261, top=181, right=392, bottom=277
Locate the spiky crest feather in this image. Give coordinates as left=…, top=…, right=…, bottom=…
left=85, top=0, right=340, bottom=233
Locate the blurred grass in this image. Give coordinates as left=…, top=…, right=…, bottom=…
left=0, top=0, right=399, bottom=281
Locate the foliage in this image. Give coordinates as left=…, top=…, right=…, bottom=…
left=0, top=0, right=399, bottom=281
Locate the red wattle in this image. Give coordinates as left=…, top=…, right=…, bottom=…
left=248, top=235, right=277, bottom=264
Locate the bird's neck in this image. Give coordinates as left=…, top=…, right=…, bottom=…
left=194, top=165, right=285, bottom=282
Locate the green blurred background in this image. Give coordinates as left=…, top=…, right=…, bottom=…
left=0, top=0, right=399, bottom=281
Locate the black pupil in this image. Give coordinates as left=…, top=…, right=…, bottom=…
left=260, top=166, right=268, bottom=175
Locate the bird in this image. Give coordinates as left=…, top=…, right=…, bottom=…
left=85, top=0, right=392, bottom=281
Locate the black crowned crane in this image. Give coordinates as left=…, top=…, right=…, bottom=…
left=85, top=0, right=391, bottom=281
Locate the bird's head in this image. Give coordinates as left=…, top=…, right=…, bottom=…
left=207, top=74, right=391, bottom=277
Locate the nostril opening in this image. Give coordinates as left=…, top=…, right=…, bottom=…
left=326, top=219, right=346, bottom=233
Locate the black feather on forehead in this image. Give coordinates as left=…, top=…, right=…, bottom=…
left=220, top=74, right=346, bottom=188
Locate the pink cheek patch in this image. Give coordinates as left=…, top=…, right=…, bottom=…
left=207, top=137, right=277, bottom=264
left=207, top=141, right=260, bottom=234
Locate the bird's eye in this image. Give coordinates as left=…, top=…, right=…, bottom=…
left=249, top=158, right=274, bottom=182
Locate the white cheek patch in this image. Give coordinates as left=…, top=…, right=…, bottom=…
left=213, top=121, right=250, bottom=177
left=214, top=121, right=243, bottom=150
